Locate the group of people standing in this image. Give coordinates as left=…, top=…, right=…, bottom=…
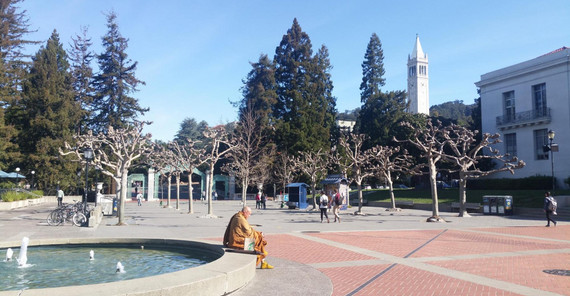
left=319, top=189, right=344, bottom=223
left=255, top=192, right=267, bottom=209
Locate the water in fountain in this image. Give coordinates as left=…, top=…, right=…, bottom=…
left=5, top=248, right=13, bottom=261
left=116, top=261, right=125, bottom=273
left=16, top=237, right=29, bottom=267
left=89, top=250, right=94, bottom=260
left=0, top=244, right=219, bottom=290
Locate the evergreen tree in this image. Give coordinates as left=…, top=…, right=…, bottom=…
left=68, top=25, right=94, bottom=133
left=238, top=53, right=277, bottom=135
left=357, top=90, right=410, bottom=147
left=0, top=0, right=37, bottom=170
left=10, top=30, right=82, bottom=190
left=359, top=33, right=385, bottom=103
left=0, top=0, right=37, bottom=107
left=273, top=18, right=335, bottom=155
left=175, top=117, right=208, bottom=148
left=92, top=11, right=147, bottom=132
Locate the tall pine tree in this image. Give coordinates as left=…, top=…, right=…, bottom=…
left=238, top=54, right=277, bottom=136
left=92, top=11, right=147, bottom=132
left=10, top=30, right=83, bottom=190
left=357, top=33, right=409, bottom=147
left=359, top=33, right=385, bottom=104
left=0, top=0, right=37, bottom=170
left=273, top=19, right=335, bottom=155
left=69, top=25, right=94, bottom=133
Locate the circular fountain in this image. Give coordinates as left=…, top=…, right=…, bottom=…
left=0, top=238, right=257, bottom=296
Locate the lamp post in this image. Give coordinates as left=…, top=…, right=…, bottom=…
left=548, top=130, right=555, bottom=190
left=15, top=167, right=20, bottom=188
left=30, top=170, right=35, bottom=190
left=83, top=148, right=94, bottom=204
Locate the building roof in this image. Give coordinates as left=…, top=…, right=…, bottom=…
left=410, top=34, right=426, bottom=59
left=286, top=183, right=308, bottom=188
left=321, top=174, right=348, bottom=185
left=539, top=46, right=568, bottom=57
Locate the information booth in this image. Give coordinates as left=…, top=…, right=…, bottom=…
left=321, top=174, right=349, bottom=210
left=285, top=183, right=308, bottom=209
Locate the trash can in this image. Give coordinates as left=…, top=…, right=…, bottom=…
left=504, top=196, right=513, bottom=215
left=483, top=195, right=513, bottom=215
left=483, top=196, right=490, bottom=214
left=112, top=198, right=118, bottom=215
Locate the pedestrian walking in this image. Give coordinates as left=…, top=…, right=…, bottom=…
left=56, top=188, right=64, bottom=207
left=261, top=194, right=267, bottom=209
left=137, top=193, right=143, bottom=206
left=544, top=192, right=557, bottom=227
left=332, top=189, right=343, bottom=223
left=255, top=192, right=261, bottom=209
left=319, top=191, right=330, bottom=223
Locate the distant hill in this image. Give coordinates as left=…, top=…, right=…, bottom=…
left=430, top=100, right=476, bottom=126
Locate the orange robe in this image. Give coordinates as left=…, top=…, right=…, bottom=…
left=223, top=211, right=267, bottom=266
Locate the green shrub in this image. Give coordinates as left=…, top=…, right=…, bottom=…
left=0, top=190, right=41, bottom=202
left=467, top=175, right=553, bottom=190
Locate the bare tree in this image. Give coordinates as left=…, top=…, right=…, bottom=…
left=169, top=140, right=205, bottom=213
left=202, top=126, right=234, bottom=217
left=370, top=145, right=415, bottom=210
left=339, top=134, right=376, bottom=215
left=395, top=120, right=448, bottom=222
left=250, top=146, right=276, bottom=198
left=60, top=121, right=153, bottom=225
left=147, top=142, right=170, bottom=206
left=295, top=148, right=330, bottom=210
left=225, top=108, right=268, bottom=206
left=442, top=124, right=526, bottom=217
left=273, top=151, right=296, bottom=197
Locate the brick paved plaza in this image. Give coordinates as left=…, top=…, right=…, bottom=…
left=1, top=199, right=568, bottom=295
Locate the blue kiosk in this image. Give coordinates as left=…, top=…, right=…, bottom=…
left=285, top=183, right=308, bottom=209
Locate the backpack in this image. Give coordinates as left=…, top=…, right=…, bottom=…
left=334, top=193, right=341, bottom=206
left=321, top=197, right=328, bottom=207
left=547, top=196, right=557, bottom=211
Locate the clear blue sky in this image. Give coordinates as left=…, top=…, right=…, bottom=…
left=19, top=0, right=570, bottom=142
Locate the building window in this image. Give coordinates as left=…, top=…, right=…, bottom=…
left=533, top=83, right=547, bottom=116
left=534, top=129, right=549, bottom=160
left=409, top=66, right=416, bottom=77
left=503, top=91, right=515, bottom=122
left=505, top=133, right=517, bottom=156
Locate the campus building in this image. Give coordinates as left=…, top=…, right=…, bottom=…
left=475, top=47, right=570, bottom=189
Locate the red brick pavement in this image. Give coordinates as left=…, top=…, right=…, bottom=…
left=260, top=226, right=570, bottom=296
left=428, top=253, right=570, bottom=296
left=265, top=234, right=376, bottom=264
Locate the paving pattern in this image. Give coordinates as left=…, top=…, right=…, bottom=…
left=265, top=226, right=570, bottom=296
left=1, top=199, right=569, bottom=296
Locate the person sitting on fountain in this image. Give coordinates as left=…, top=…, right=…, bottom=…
left=223, top=206, right=273, bottom=269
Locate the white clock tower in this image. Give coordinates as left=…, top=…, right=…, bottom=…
left=407, top=35, right=429, bottom=115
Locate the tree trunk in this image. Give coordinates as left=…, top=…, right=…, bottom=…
left=428, top=159, right=440, bottom=220
left=311, top=183, right=317, bottom=210
left=356, top=180, right=363, bottom=214
left=188, top=171, right=194, bottom=213
left=241, top=178, right=247, bottom=206
left=175, top=174, right=180, bottom=210
left=387, top=172, right=396, bottom=209
left=458, top=171, right=470, bottom=217
left=117, top=170, right=128, bottom=225
left=167, top=174, right=171, bottom=207
left=207, top=166, right=214, bottom=216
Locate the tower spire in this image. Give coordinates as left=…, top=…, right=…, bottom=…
left=411, top=34, right=425, bottom=59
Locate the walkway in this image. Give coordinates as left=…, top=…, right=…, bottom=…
left=0, top=199, right=568, bottom=295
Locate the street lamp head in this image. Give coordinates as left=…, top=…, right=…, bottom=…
left=548, top=130, right=555, bottom=140
left=31, top=170, right=35, bottom=175
left=15, top=167, right=20, bottom=172
left=83, top=147, right=94, bottom=160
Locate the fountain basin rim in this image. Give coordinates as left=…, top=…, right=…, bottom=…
left=0, top=238, right=256, bottom=296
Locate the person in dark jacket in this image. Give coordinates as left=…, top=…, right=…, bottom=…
left=544, top=192, right=557, bottom=227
